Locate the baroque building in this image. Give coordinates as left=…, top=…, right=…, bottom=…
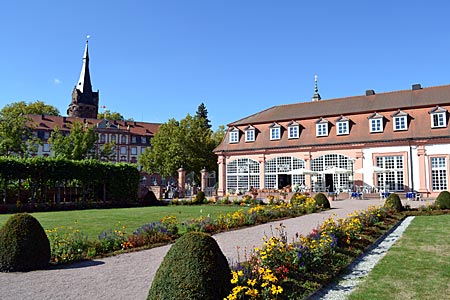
left=214, top=79, right=450, bottom=198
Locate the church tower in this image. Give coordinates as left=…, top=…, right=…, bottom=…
left=67, top=37, right=99, bottom=118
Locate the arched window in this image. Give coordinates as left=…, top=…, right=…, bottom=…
left=264, top=156, right=305, bottom=189
left=311, top=154, right=353, bottom=191
left=226, top=158, right=260, bottom=193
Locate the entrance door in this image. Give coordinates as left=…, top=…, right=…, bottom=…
left=278, top=174, right=291, bottom=189
left=325, top=174, right=334, bottom=192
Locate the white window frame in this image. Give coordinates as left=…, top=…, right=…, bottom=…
left=131, top=147, right=137, bottom=155
left=393, top=116, right=407, bottom=131
left=245, top=129, right=255, bottom=142
left=288, top=125, right=299, bottom=139
left=431, top=157, right=448, bottom=191
left=316, top=123, right=328, bottom=137
left=229, top=130, right=239, bottom=143
left=337, top=121, right=349, bottom=135
left=370, top=118, right=383, bottom=133
left=270, top=127, right=281, bottom=140
left=431, top=112, right=446, bottom=128
left=43, top=143, right=50, bottom=152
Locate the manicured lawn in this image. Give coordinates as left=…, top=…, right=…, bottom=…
left=349, top=215, right=450, bottom=300
left=0, top=205, right=248, bottom=240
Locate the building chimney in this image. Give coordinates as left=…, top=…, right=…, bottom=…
left=365, top=89, right=376, bottom=96
left=412, top=83, right=422, bottom=90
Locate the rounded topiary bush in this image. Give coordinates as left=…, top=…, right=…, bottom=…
left=194, top=190, right=206, bottom=204
left=314, top=192, right=330, bottom=209
left=384, top=193, right=403, bottom=212
left=0, top=213, right=50, bottom=272
left=148, top=231, right=231, bottom=300
left=435, top=191, right=450, bottom=209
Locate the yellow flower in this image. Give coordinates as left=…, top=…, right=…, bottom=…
left=271, top=284, right=283, bottom=295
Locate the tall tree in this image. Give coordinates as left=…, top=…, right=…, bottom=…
left=139, top=115, right=217, bottom=180
left=48, top=122, right=97, bottom=160
left=211, top=125, right=226, bottom=147
left=1, top=100, right=60, bottom=116
left=195, top=102, right=211, bottom=129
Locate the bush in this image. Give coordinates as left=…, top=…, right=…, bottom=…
left=384, top=193, right=403, bottom=212
left=314, top=193, right=330, bottom=209
left=148, top=231, right=231, bottom=300
left=0, top=213, right=50, bottom=272
left=194, top=190, right=206, bottom=204
left=435, top=191, right=450, bottom=209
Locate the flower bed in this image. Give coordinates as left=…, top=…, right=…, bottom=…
left=45, top=195, right=322, bottom=265
left=226, top=206, right=402, bottom=300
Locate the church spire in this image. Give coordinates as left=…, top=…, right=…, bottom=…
left=67, top=35, right=99, bottom=118
left=77, top=36, right=92, bottom=94
left=312, top=75, right=321, bottom=102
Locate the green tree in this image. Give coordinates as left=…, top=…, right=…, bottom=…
left=97, top=109, right=125, bottom=121
left=0, top=101, right=53, bottom=157
left=97, top=142, right=116, bottom=161
left=195, top=102, right=211, bottom=129
left=48, top=122, right=97, bottom=160
left=1, top=100, right=59, bottom=116
left=211, top=125, right=226, bottom=147
left=139, top=115, right=217, bottom=180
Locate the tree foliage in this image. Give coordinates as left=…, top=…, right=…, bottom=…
left=48, top=122, right=97, bottom=160
left=1, top=101, right=60, bottom=116
left=97, top=109, right=129, bottom=121
left=195, top=102, right=211, bottom=129
left=139, top=115, right=217, bottom=180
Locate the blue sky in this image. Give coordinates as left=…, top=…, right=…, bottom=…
left=1, top=1, right=449, bottom=130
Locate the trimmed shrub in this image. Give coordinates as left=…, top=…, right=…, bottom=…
left=0, top=213, right=50, bottom=272
left=435, top=191, right=450, bottom=209
left=314, top=193, right=330, bottom=209
left=384, top=193, right=403, bottom=212
left=148, top=231, right=232, bottom=300
left=194, top=190, right=206, bottom=204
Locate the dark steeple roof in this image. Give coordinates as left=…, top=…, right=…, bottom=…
left=67, top=37, right=99, bottom=119
left=76, top=39, right=93, bottom=97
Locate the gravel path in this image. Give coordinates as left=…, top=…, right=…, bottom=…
left=0, top=198, right=429, bottom=300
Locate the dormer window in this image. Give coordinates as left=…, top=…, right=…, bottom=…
left=229, top=127, right=239, bottom=143
left=368, top=113, right=384, bottom=133
left=287, top=121, right=299, bottom=139
left=315, top=118, right=329, bottom=137
left=269, top=123, right=281, bottom=140
left=335, top=116, right=349, bottom=135
left=245, top=125, right=255, bottom=142
left=429, top=106, right=448, bottom=128
left=392, top=110, right=408, bottom=131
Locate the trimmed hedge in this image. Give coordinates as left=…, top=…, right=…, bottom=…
left=436, top=191, right=450, bottom=209
left=314, top=192, right=331, bottom=209
left=0, top=213, right=50, bottom=272
left=0, top=156, right=140, bottom=207
left=384, top=193, right=403, bottom=212
left=148, top=232, right=231, bottom=299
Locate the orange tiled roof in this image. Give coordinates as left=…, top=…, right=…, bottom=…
left=229, top=84, right=450, bottom=126
left=26, top=114, right=161, bottom=136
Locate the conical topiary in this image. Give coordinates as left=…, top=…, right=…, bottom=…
left=314, top=192, right=331, bottom=209
left=148, top=231, right=231, bottom=300
left=0, top=213, right=50, bottom=272
left=435, top=191, right=450, bottom=209
left=384, top=193, right=403, bottom=212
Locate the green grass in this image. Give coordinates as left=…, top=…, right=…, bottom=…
left=0, top=205, right=248, bottom=240
left=349, top=215, right=450, bottom=300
